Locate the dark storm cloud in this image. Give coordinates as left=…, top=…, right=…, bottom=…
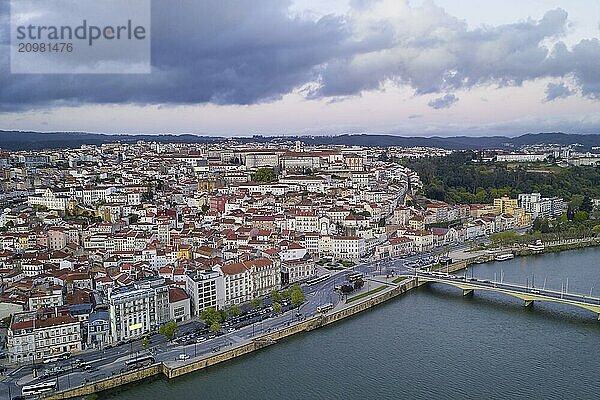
left=544, top=82, right=574, bottom=101
left=428, top=94, right=458, bottom=109
left=0, top=0, right=599, bottom=112
left=0, top=0, right=348, bottom=111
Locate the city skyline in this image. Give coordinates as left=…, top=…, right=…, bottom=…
left=0, top=0, right=599, bottom=136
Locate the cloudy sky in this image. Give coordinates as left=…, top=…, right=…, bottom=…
left=0, top=0, right=599, bottom=137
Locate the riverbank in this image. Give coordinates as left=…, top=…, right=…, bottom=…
left=42, top=239, right=600, bottom=399
left=42, top=276, right=420, bottom=400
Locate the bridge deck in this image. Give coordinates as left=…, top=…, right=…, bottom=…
left=409, top=272, right=600, bottom=317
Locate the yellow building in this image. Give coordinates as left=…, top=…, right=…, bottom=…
left=494, top=195, right=532, bottom=227
left=493, top=195, right=519, bottom=215
left=176, top=245, right=192, bottom=260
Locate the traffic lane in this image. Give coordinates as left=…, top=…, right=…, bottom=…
left=14, top=271, right=344, bottom=391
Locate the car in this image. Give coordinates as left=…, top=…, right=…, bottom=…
left=196, top=337, right=207, bottom=343
left=227, top=328, right=236, bottom=333
left=178, top=354, right=190, bottom=361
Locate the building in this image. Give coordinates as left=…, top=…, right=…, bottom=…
left=108, top=287, right=157, bottom=343
left=218, top=263, right=252, bottom=306
left=332, top=236, right=366, bottom=260
left=496, top=153, right=548, bottom=162
left=281, top=259, right=316, bottom=285
left=518, top=193, right=564, bottom=219
left=493, top=195, right=519, bottom=215
left=27, top=188, right=70, bottom=211
left=7, top=310, right=82, bottom=363
left=87, top=310, right=110, bottom=349
left=168, top=287, right=191, bottom=323
left=185, top=269, right=225, bottom=315
left=216, top=259, right=280, bottom=306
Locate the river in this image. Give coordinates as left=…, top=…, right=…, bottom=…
left=106, top=247, right=600, bottom=400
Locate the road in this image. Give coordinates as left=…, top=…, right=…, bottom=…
left=0, top=242, right=450, bottom=400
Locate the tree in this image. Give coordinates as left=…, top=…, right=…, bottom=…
left=227, top=304, right=241, bottom=317
left=141, top=336, right=150, bottom=350
left=490, top=231, right=519, bottom=246
left=272, top=302, right=282, bottom=314
left=199, top=307, right=225, bottom=328
left=282, top=289, right=292, bottom=300
left=581, top=197, right=594, bottom=213
left=270, top=290, right=282, bottom=303
left=209, top=322, right=221, bottom=333
left=251, top=297, right=263, bottom=309
left=128, top=213, right=139, bottom=224
left=252, top=168, right=276, bottom=183
left=290, top=285, right=305, bottom=309
left=159, top=321, right=178, bottom=341
left=574, top=211, right=589, bottom=222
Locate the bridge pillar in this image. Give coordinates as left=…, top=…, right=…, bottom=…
left=462, top=289, right=474, bottom=296
left=524, top=300, right=534, bottom=307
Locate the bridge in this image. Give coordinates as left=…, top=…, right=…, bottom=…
left=411, top=271, right=600, bottom=319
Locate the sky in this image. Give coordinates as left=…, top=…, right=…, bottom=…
left=0, top=0, right=599, bottom=137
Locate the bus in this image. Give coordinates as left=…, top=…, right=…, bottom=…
left=42, top=351, right=71, bottom=364
left=22, top=380, right=57, bottom=396
left=316, top=303, right=334, bottom=313
left=347, top=272, right=363, bottom=283
left=124, top=355, right=155, bottom=368
left=306, top=274, right=330, bottom=286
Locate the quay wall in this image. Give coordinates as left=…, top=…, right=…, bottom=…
left=43, top=239, right=598, bottom=398
left=44, top=364, right=162, bottom=400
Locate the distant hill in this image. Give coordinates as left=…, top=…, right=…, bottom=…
left=0, top=131, right=223, bottom=151
left=0, top=130, right=598, bottom=151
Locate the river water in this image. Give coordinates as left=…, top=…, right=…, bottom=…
left=107, top=247, right=600, bottom=400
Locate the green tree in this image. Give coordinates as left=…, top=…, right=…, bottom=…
left=490, top=231, right=519, bottom=245
left=272, top=302, right=282, bottom=314
left=159, top=321, right=178, bottom=341
left=227, top=304, right=241, bottom=317
left=291, top=285, right=305, bottom=309
left=199, top=307, right=225, bottom=327
left=209, top=322, right=221, bottom=333
left=251, top=297, right=263, bottom=309
left=282, top=289, right=292, bottom=300
left=574, top=211, right=589, bottom=222
left=141, top=336, right=150, bottom=350
left=270, top=290, right=282, bottom=303
left=252, top=168, right=276, bottom=183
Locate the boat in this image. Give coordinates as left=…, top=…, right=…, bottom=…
left=495, top=253, right=515, bottom=261
left=527, top=240, right=545, bottom=251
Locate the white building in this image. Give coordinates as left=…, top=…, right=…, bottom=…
left=27, top=188, right=69, bottom=211
left=185, top=269, right=225, bottom=315
left=332, top=236, right=366, bottom=260
left=108, top=287, right=157, bottom=343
